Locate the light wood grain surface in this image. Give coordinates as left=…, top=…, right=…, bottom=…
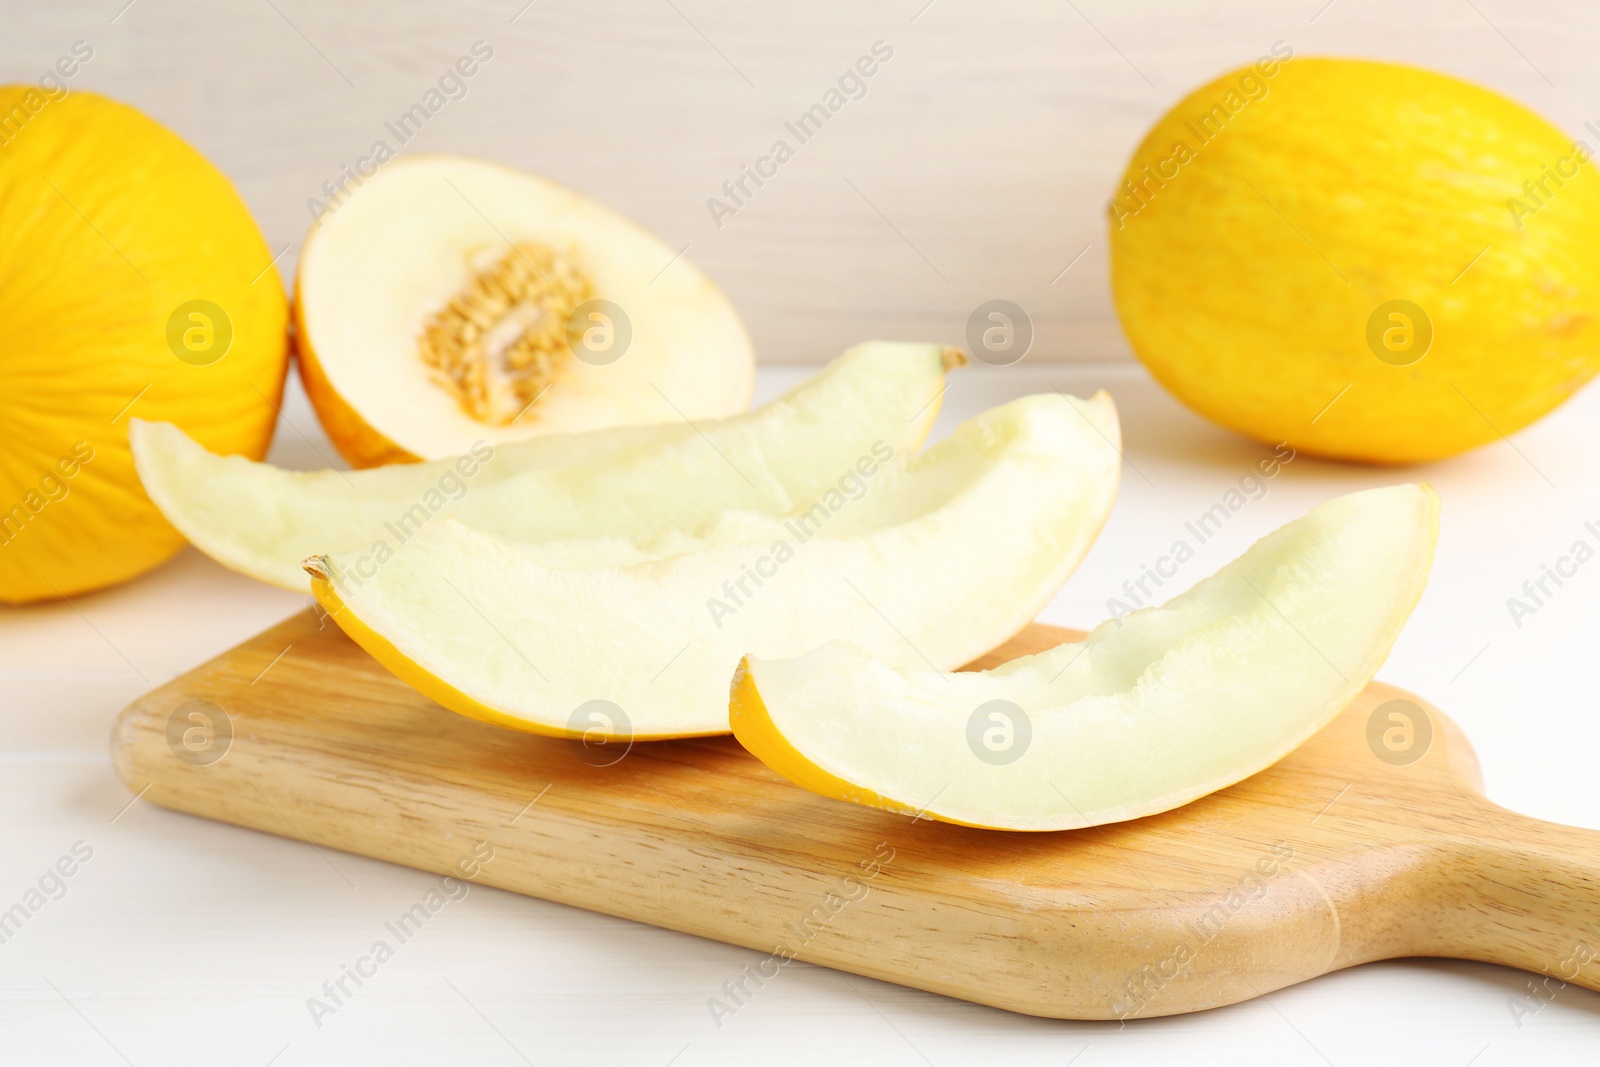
left=10, top=1, right=1600, bottom=364
left=110, top=608, right=1600, bottom=1020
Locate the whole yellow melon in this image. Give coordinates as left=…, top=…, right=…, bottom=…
left=1110, top=56, right=1600, bottom=464
left=0, top=88, right=287, bottom=602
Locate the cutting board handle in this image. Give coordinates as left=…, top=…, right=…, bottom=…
left=1426, top=804, right=1600, bottom=995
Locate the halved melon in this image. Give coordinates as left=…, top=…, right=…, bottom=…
left=296, top=154, right=754, bottom=466
left=306, top=392, right=1123, bottom=739
left=732, top=484, right=1438, bottom=831
left=133, top=342, right=961, bottom=589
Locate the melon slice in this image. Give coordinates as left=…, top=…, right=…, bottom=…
left=305, top=392, right=1123, bottom=739
left=296, top=154, right=755, bottom=465
left=732, top=484, right=1438, bottom=831
left=132, top=342, right=961, bottom=590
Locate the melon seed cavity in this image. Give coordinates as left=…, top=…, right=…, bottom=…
left=418, top=242, right=592, bottom=425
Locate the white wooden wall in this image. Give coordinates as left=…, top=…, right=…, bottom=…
left=9, top=0, right=1599, bottom=363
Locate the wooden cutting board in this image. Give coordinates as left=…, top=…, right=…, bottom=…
left=111, top=608, right=1600, bottom=1020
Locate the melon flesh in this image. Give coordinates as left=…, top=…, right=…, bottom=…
left=308, top=392, right=1122, bottom=739
left=132, top=342, right=959, bottom=589
left=732, top=484, right=1438, bottom=831
left=296, top=154, right=754, bottom=461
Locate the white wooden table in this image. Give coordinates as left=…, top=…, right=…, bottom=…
left=3, top=362, right=1599, bottom=1065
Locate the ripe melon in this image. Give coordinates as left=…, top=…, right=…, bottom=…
left=294, top=155, right=754, bottom=466
left=0, top=88, right=288, bottom=603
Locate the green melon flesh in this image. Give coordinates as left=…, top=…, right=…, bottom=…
left=737, top=484, right=1438, bottom=830
left=132, top=342, right=961, bottom=588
